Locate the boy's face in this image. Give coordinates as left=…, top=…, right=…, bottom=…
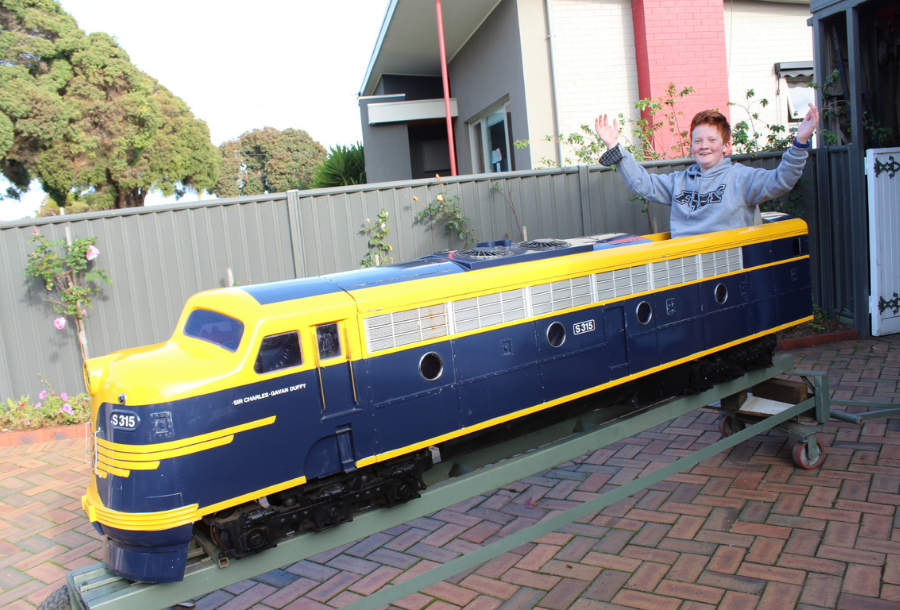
left=691, top=124, right=729, bottom=172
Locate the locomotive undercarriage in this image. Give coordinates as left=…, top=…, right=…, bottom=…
left=202, top=450, right=433, bottom=561
left=201, top=334, right=775, bottom=563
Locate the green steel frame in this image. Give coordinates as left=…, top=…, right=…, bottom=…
left=62, top=354, right=843, bottom=610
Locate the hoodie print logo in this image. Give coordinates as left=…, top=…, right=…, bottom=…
left=674, top=185, right=727, bottom=212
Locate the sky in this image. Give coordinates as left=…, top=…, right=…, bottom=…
left=0, top=0, right=392, bottom=221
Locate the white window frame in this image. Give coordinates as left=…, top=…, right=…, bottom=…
left=468, top=98, right=514, bottom=174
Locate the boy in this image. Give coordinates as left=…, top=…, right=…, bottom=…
left=593, top=105, right=819, bottom=238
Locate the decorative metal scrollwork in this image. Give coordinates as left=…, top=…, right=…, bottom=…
left=874, top=155, right=900, bottom=179
left=878, top=292, right=900, bottom=315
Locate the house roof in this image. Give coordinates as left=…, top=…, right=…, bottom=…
left=359, top=0, right=503, bottom=97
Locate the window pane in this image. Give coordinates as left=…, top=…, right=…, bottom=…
left=317, top=323, right=342, bottom=360
left=486, top=109, right=509, bottom=172
left=255, top=332, right=302, bottom=374
left=786, top=79, right=815, bottom=122
left=184, top=309, right=244, bottom=352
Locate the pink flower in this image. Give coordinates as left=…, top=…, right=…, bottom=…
left=33, top=227, right=39, bottom=235
left=60, top=392, right=68, bottom=401
left=39, top=390, right=47, bottom=400
left=60, top=404, right=73, bottom=415
left=34, top=403, right=41, bottom=409
left=54, top=317, right=66, bottom=330
left=85, top=245, right=100, bottom=261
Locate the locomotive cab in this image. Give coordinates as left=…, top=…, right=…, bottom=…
left=82, top=281, right=376, bottom=582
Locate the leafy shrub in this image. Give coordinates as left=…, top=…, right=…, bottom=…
left=309, top=143, right=366, bottom=189
left=1, top=385, right=90, bottom=431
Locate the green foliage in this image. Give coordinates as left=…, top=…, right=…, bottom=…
left=625, top=82, right=696, bottom=160
left=516, top=82, right=695, bottom=166
left=1, top=382, right=90, bottom=431
left=213, top=127, right=326, bottom=197
left=414, top=177, right=476, bottom=247
left=808, top=70, right=844, bottom=146
left=310, top=143, right=365, bottom=189
left=729, top=89, right=793, bottom=154
left=360, top=209, right=392, bottom=267
left=24, top=230, right=111, bottom=361
left=0, top=0, right=220, bottom=210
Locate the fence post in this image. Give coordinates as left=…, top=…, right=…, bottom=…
left=286, top=190, right=306, bottom=279
left=578, top=165, right=592, bottom=236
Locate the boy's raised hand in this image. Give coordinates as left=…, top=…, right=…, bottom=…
left=595, top=114, right=620, bottom=149
left=796, top=104, right=820, bottom=144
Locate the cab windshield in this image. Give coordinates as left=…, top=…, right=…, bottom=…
left=183, top=309, right=244, bottom=352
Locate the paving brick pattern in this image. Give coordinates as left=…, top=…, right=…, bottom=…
left=2, top=335, right=898, bottom=609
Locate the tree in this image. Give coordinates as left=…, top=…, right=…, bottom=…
left=309, top=143, right=366, bottom=189
left=0, top=0, right=219, bottom=210
left=212, top=127, right=326, bottom=197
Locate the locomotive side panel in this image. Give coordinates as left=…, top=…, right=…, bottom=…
left=535, top=309, right=610, bottom=403
left=454, top=324, right=542, bottom=426
left=701, top=273, right=753, bottom=348
left=654, top=283, right=706, bottom=362
left=365, top=341, right=459, bottom=454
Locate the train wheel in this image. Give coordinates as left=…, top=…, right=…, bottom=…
left=37, top=585, right=72, bottom=610
left=313, top=501, right=349, bottom=530
left=719, top=416, right=744, bottom=437
left=792, top=440, right=825, bottom=470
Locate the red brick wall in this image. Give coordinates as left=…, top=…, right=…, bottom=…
left=631, top=0, right=730, bottom=154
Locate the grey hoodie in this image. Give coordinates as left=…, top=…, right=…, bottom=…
left=600, top=144, right=809, bottom=238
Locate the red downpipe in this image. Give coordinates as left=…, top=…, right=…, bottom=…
left=435, top=0, right=457, bottom=176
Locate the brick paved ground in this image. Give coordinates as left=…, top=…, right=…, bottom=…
left=2, top=335, right=899, bottom=610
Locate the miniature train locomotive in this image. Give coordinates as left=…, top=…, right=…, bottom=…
left=81, top=214, right=812, bottom=583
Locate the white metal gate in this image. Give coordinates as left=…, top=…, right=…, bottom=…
left=866, top=147, right=900, bottom=336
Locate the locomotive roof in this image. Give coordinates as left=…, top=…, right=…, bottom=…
left=239, top=234, right=652, bottom=306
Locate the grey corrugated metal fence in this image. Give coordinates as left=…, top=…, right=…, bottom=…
left=0, top=153, right=800, bottom=402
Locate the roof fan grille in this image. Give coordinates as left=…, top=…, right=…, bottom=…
left=520, top=239, right=570, bottom=250
left=456, top=248, right=514, bottom=260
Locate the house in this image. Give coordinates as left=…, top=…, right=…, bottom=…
left=358, top=0, right=814, bottom=183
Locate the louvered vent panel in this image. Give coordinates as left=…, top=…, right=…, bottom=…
left=701, top=252, right=716, bottom=278
left=453, top=297, right=480, bottom=333
left=419, top=304, right=449, bottom=340
left=478, top=292, right=504, bottom=327
left=595, top=271, right=616, bottom=301
left=501, top=289, right=527, bottom=322
left=532, top=284, right=553, bottom=315
left=365, top=314, right=395, bottom=352
left=551, top=280, right=573, bottom=312
left=572, top=277, right=592, bottom=307
left=613, top=268, right=632, bottom=296
left=631, top=265, right=650, bottom=294
left=682, top=255, right=700, bottom=282
left=727, top=247, right=742, bottom=272
left=652, top=261, right=670, bottom=288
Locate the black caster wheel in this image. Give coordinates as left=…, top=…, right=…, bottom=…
left=719, top=416, right=744, bottom=437
left=792, top=440, right=825, bottom=470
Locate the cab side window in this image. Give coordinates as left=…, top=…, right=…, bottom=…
left=255, top=332, right=302, bottom=374
left=317, top=323, right=342, bottom=360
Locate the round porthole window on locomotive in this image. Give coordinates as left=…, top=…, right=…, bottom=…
left=419, top=352, right=443, bottom=381
left=715, top=283, right=728, bottom=304
left=547, top=322, right=566, bottom=347
left=636, top=301, right=653, bottom=325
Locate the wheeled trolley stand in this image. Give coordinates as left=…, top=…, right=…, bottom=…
left=40, top=355, right=900, bottom=610
left=716, top=368, right=900, bottom=470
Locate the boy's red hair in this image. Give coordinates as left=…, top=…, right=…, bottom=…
left=690, top=110, right=731, bottom=143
